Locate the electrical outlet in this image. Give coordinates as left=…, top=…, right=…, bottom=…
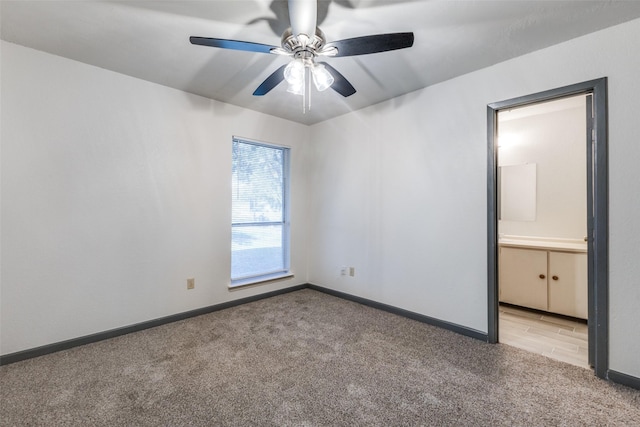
left=340, top=266, right=347, bottom=276
left=349, top=267, right=355, bottom=277
left=187, top=278, right=195, bottom=290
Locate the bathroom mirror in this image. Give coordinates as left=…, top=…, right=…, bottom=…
left=499, top=163, right=537, bottom=221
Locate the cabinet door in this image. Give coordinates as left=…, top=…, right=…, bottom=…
left=499, top=247, right=548, bottom=310
left=548, top=251, right=588, bottom=319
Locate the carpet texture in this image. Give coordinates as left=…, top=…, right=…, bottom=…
left=1, top=289, right=638, bottom=426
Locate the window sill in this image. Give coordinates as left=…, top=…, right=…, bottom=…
left=229, top=272, right=294, bottom=290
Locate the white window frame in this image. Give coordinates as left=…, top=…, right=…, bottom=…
left=230, top=136, right=291, bottom=287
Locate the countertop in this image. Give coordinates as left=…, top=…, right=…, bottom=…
left=499, top=236, right=588, bottom=253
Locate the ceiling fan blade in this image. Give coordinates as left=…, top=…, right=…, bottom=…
left=190, top=36, right=278, bottom=54
left=326, top=32, right=414, bottom=57
left=253, top=64, right=288, bottom=96
left=318, top=62, right=356, bottom=97
left=288, top=0, right=317, bottom=38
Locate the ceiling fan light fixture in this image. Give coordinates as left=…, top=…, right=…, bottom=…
left=287, top=82, right=305, bottom=96
left=311, top=63, right=334, bottom=91
left=284, top=60, right=305, bottom=85
left=285, top=60, right=305, bottom=96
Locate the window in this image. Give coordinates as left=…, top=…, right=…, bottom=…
left=231, top=137, right=290, bottom=286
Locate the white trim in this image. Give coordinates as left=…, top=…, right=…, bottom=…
left=231, top=137, right=291, bottom=284
left=229, top=272, right=295, bottom=289
left=232, top=135, right=292, bottom=150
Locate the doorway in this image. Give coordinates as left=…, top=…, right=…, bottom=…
left=487, top=79, right=609, bottom=379
left=498, top=95, right=589, bottom=368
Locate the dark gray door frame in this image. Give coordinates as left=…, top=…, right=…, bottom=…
left=486, top=78, right=609, bottom=379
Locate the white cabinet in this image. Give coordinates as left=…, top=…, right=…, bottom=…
left=499, top=245, right=588, bottom=319
left=548, top=251, right=588, bottom=319
left=499, top=247, right=548, bottom=311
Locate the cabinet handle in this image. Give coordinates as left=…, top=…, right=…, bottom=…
left=552, top=275, right=559, bottom=281
left=539, top=274, right=546, bottom=279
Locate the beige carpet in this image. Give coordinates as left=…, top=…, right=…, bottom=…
left=1, top=289, right=638, bottom=426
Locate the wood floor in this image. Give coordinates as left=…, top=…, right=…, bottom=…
left=499, top=303, right=589, bottom=369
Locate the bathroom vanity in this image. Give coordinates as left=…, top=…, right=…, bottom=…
left=499, top=236, right=588, bottom=319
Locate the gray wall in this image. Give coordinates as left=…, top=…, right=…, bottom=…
left=308, top=18, right=640, bottom=378
left=2, top=17, right=640, bottom=380
left=1, top=42, right=310, bottom=355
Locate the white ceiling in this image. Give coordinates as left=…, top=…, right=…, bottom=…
left=3, top=0, right=640, bottom=125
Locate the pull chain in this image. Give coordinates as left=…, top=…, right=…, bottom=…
left=307, top=65, right=311, bottom=112
left=302, top=65, right=306, bottom=114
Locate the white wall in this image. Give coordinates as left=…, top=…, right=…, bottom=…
left=499, top=102, right=587, bottom=239
left=308, top=18, right=640, bottom=378
left=3, top=17, right=640, bottom=381
left=0, top=41, right=310, bottom=355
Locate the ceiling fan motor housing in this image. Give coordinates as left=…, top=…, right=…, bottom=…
left=281, top=27, right=326, bottom=59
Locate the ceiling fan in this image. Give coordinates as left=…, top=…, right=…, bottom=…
left=190, top=0, right=414, bottom=102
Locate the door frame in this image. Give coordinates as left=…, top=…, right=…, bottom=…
left=486, top=78, right=609, bottom=379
